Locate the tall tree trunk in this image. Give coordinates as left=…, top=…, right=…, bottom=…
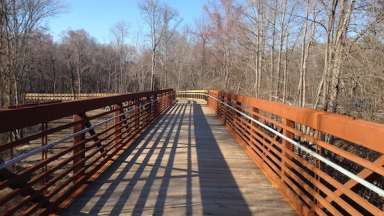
left=314, top=0, right=338, bottom=110
left=163, top=41, right=168, bottom=88
left=0, top=0, right=9, bottom=108
left=298, top=0, right=309, bottom=107
left=326, top=0, right=355, bottom=112
left=269, top=0, right=277, bottom=100
left=119, top=57, right=123, bottom=93
left=283, top=31, right=289, bottom=103
left=150, top=47, right=155, bottom=90
left=77, top=67, right=81, bottom=94
left=258, top=0, right=265, bottom=98
left=276, top=0, right=287, bottom=100
left=224, top=46, right=230, bottom=89
left=52, top=58, right=56, bottom=94
left=253, top=0, right=262, bottom=97
left=0, top=0, right=9, bottom=147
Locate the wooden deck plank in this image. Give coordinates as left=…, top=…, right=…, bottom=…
left=62, top=101, right=295, bottom=216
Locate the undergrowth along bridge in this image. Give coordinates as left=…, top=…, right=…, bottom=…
left=0, top=89, right=383, bottom=215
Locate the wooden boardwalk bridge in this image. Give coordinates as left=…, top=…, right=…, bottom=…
left=63, top=101, right=294, bottom=215
left=0, top=89, right=383, bottom=216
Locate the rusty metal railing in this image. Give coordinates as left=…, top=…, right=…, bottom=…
left=0, top=89, right=175, bottom=215
left=183, top=90, right=384, bottom=216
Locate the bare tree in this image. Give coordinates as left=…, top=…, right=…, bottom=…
left=61, top=30, right=94, bottom=95
left=275, top=0, right=287, bottom=99
left=297, top=0, right=317, bottom=107
left=0, top=0, right=8, bottom=107
left=269, top=0, right=277, bottom=100
left=139, top=0, right=178, bottom=90
left=111, top=21, right=129, bottom=93
left=0, top=0, right=383, bottom=125
left=0, top=0, right=61, bottom=105
left=158, top=5, right=179, bottom=88
left=313, top=0, right=355, bottom=112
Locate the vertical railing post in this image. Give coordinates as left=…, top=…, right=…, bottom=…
left=163, top=92, right=166, bottom=111
left=146, top=96, right=151, bottom=125
left=172, top=90, right=175, bottom=104
left=159, top=93, right=163, bottom=112
left=41, top=122, right=48, bottom=184
left=252, top=107, right=266, bottom=156
left=207, top=91, right=211, bottom=108
left=164, top=92, right=168, bottom=110
left=170, top=91, right=173, bottom=105
left=223, top=93, right=228, bottom=125
left=155, top=93, right=159, bottom=116
left=167, top=91, right=170, bottom=107
left=218, top=91, right=223, bottom=119
left=73, top=114, right=86, bottom=183
left=207, top=90, right=214, bottom=113
left=135, top=98, right=140, bottom=133
left=281, top=118, right=294, bottom=178
left=252, top=107, right=259, bottom=121
left=150, top=94, right=155, bottom=121
left=151, top=94, right=156, bottom=120
left=114, top=104, right=122, bottom=145
left=235, top=100, right=242, bottom=132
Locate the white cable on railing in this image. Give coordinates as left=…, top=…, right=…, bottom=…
left=0, top=100, right=159, bottom=170
left=178, top=91, right=384, bottom=197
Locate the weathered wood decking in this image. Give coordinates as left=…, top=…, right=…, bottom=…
left=63, top=101, right=295, bottom=216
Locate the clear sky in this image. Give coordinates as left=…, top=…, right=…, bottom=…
left=47, top=0, right=207, bottom=43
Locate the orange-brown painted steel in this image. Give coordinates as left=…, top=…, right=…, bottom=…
left=0, top=89, right=173, bottom=133
left=205, top=90, right=384, bottom=216
left=0, top=89, right=175, bottom=216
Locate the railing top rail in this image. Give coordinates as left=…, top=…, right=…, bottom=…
left=0, top=89, right=174, bottom=133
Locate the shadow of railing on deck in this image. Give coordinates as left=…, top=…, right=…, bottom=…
left=192, top=102, right=252, bottom=216
left=61, top=104, right=181, bottom=215
left=62, top=102, right=251, bottom=215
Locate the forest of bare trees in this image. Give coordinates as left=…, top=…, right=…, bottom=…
left=1, top=0, right=383, bottom=122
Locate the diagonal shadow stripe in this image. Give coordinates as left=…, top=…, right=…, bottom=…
left=151, top=102, right=188, bottom=215
left=88, top=104, right=183, bottom=215
left=62, top=104, right=179, bottom=215
left=111, top=103, right=186, bottom=215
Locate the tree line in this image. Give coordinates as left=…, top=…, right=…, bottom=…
left=0, top=0, right=383, bottom=122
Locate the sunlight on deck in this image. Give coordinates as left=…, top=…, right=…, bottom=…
left=63, top=101, right=295, bottom=216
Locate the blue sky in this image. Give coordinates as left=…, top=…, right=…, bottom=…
left=47, top=0, right=207, bottom=43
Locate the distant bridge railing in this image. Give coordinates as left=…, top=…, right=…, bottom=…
left=25, top=93, right=121, bottom=102
left=176, top=90, right=208, bottom=102
left=0, top=89, right=175, bottom=215
left=180, top=89, right=384, bottom=216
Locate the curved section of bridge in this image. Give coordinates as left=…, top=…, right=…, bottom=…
left=0, top=89, right=383, bottom=216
